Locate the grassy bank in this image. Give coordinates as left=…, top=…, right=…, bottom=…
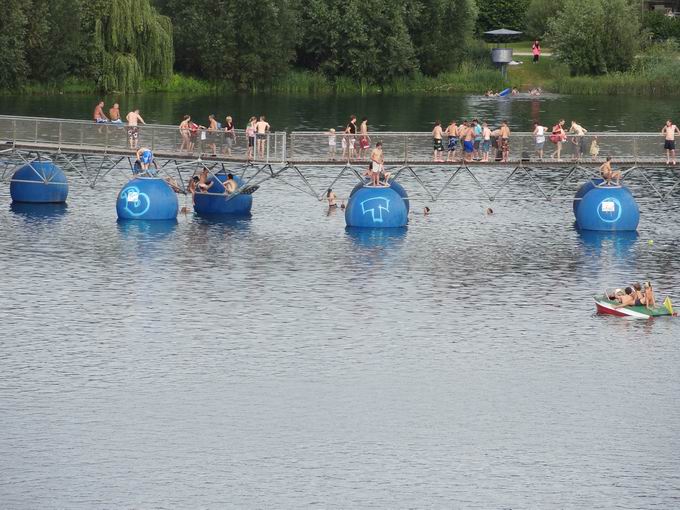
left=4, top=59, right=680, bottom=97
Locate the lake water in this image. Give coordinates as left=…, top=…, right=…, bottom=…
left=1, top=93, right=679, bottom=508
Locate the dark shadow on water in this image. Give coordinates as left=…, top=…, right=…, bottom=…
left=116, top=219, right=178, bottom=239
left=10, top=202, right=68, bottom=222
left=191, top=214, right=252, bottom=231
left=345, top=226, right=408, bottom=249
left=577, top=226, right=639, bottom=259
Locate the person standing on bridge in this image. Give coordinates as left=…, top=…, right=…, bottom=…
left=126, top=109, right=146, bottom=150
left=445, top=120, right=458, bottom=162
left=533, top=122, right=548, bottom=160
left=499, top=120, right=511, bottom=163
left=569, top=121, right=588, bottom=160
left=255, top=116, right=271, bottom=159
left=661, top=119, right=680, bottom=165
left=550, top=119, right=567, bottom=162
left=432, top=120, right=444, bottom=162
left=93, top=101, right=108, bottom=123
left=223, top=116, right=236, bottom=157
left=345, top=115, right=358, bottom=160
left=207, top=114, right=219, bottom=157
left=109, top=103, right=123, bottom=124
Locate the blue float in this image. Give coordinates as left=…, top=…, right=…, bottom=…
left=574, top=184, right=639, bottom=232
left=345, top=182, right=409, bottom=228
left=10, top=161, right=68, bottom=203
left=116, top=177, right=178, bottom=221
left=193, top=174, right=253, bottom=216
left=573, top=178, right=604, bottom=216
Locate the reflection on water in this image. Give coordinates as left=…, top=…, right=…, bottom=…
left=10, top=202, right=68, bottom=221
left=1, top=176, right=679, bottom=509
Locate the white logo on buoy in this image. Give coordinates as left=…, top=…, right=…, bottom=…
left=601, top=201, right=616, bottom=213
left=127, top=191, right=140, bottom=203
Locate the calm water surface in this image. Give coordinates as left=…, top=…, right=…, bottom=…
left=0, top=94, right=679, bottom=508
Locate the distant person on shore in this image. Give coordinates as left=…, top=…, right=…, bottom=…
left=126, top=109, right=145, bottom=149
left=179, top=115, right=191, bottom=152
left=359, top=117, right=370, bottom=159
left=327, top=128, right=337, bottom=160
left=532, top=40, right=541, bottom=63
left=600, top=156, right=621, bottom=185
left=550, top=119, right=567, bottom=161
left=499, top=120, right=511, bottom=162
left=109, top=103, right=122, bottom=124
left=223, top=116, right=236, bottom=156
left=246, top=116, right=256, bottom=160
left=533, top=122, right=548, bottom=160
left=445, top=120, right=458, bottom=162
left=255, top=115, right=270, bottom=159
left=569, top=121, right=588, bottom=160
left=432, top=120, right=444, bottom=162
left=370, top=142, right=384, bottom=186
left=661, top=119, right=680, bottom=165
left=93, top=101, right=108, bottom=123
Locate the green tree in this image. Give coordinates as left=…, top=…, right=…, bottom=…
left=87, top=0, right=174, bottom=92
left=0, top=0, right=29, bottom=89
left=547, top=0, right=639, bottom=75
left=405, top=0, right=478, bottom=75
left=476, top=0, right=529, bottom=33
left=525, top=0, right=563, bottom=39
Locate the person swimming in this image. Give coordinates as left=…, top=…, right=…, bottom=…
left=326, top=188, right=337, bottom=207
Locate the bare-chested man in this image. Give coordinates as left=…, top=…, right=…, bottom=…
left=359, top=117, right=370, bottom=159
left=600, top=156, right=621, bottom=185
left=198, top=168, right=213, bottom=192
left=661, top=119, right=680, bottom=165
left=432, top=120, right=444, bottom=162
left=126, top=109, right=145, bottom=149
left=207, top=114, right=219, bottom=156
left=109, top=103, right=122, bottom=124
left=93, top=101, right=108, bottom=123
left=499, top=120, right=511, bottom=163
left=445, top=120, right=458, bottom=162
left=462, top=122, right=474, bottom=163
left=255, top=116, right=270, bottom=158
left=224, top=173, right=237, bottom=194
left=370, top=142, right=384, bottom=186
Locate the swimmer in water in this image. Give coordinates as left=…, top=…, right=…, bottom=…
left=327, top=188, right=337, bottom=207
left=486, top=207, right=494, bottom=215
left=424, top=206, right=430, bottom=215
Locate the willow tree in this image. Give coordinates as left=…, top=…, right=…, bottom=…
left=87, top=0, right=173, bottom=92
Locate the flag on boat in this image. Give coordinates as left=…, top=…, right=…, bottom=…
left=663, top=297, right=674, bottom=315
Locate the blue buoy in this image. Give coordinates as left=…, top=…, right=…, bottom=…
left=10, top=161, right=68, bottom=203
left=193, top=175, right=253, bottom=216
left=116, top=177, right=178, bottom=221
left=573, top=178, right=604, bottom=216
left=575, top=185, right=639, bottom=232
left=345, top=183, right=409, bottom=228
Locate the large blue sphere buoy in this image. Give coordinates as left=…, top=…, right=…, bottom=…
left=345, top=184, right=408, bottom=228
left=573, top=178, right=604, bottom=217
left=193, top=175, right=252, bottom=216
left=575, top=185, right=639, bottom=232
left=116, top=177, right=178, bottom=221
left=10, top=161, right=68, bottom=203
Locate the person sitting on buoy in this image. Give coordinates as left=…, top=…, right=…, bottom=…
left=599, top=156, right=621, bottom=185
left=197, top=168, right=214, bottom=192
left=223, top=173, right=237, bottom=194
left=370, top=142, right=384, bottom=186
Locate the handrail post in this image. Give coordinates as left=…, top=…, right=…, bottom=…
left=105, top=124, right=109, bottom=152
left=12, top=119, right=16, bottom=147
left=34, top=119, right=38, bottom=143
left=266, top=133, right=270, bottom=163
left=151, top=126, right=156, bottom=152
left=282, top=134, right=287, bottom=164
left=80, top=123, right=84, bottom=147
left=290, top=134, right=295, bottom=163
left=58, top=121, right=62, bottom=149
left=404, top=134, right=408, bottom=164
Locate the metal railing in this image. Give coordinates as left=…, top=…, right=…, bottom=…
left=288, top=131, right=673, bottom=164
left=0, top=115, right=286, bottom=164
left=0, top=115, right=676, bottom=166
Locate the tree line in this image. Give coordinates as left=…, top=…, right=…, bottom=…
left=0, top=0, right=675, bottom=92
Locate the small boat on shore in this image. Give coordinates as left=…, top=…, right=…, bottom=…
left=594, top=295, right=675, bottom=319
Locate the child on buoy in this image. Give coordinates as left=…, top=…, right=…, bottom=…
left=599, top=156, right=621, bottom=185
left=370, top=142, right=384, bottom=186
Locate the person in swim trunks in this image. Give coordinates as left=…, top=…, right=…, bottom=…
left=432, top=120, right=444, bottom=162
left=126, top=109, right=145, bottom=149
left=661, top=119, right=680, bottom=165
left=599, top=156, right=621, bottom=185
left=462, top=122, right=474, bottom=162
left=224, top=173, right=237, bottom=194
left=499, top=120, right=511, bottom=162
left=445, top=120, right=458, bottom=162
left=481, top=122, right=492, bottom=162
left=198, top=168, right=213, bottom=192
left=136, top=147, right=155, bottom=174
